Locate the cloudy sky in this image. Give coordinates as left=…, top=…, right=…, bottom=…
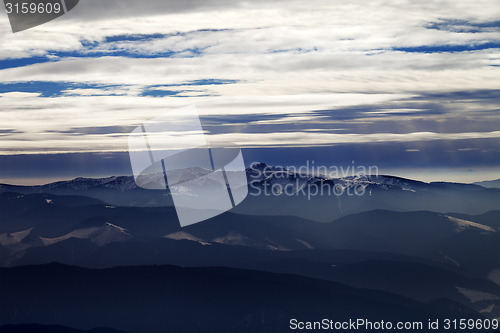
left=0, top=0, right=499, bottom=184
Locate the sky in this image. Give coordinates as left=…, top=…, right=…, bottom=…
left=0, top=0, right=499, bottom=184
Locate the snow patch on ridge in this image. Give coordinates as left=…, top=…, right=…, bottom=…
left=446, top=216, right=495, bottom=232
left=0, top=228, right=32, bottom=246
left=164, top=231, right=211, bottom=245
left=456, top=287, right=500, bottom=303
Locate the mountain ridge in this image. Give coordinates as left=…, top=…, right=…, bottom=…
left=1, top=163, right=499, bottom=222
left=1, top=162, right=495, bottom=191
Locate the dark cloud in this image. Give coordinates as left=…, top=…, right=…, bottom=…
left=414, top=89, right=500, bottom=101
left=426, top=19, right=500, bottom=33
left=0, top=129, right=23, bottom=135
left=202, top=89, right=500, bottom=136
left=68, top=0, right=280, bottom=21
left=0, top=152, right=133, bottom=180
left=392, top=42, right=500, bottom=53
left=46, top=125, right=138, bottom=135
left=1, top=138, right=499, bottom=183
left=242, top=138, right=500, bottom=169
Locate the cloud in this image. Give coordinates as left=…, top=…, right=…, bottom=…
left=205, top=130, right=500, bottom=148
left=0, top=82, right=499, bottom=154
left=0, top=0, right=499, bottom=160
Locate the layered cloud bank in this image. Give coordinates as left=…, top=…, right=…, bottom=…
left=0, top=0, right=499, bottom=182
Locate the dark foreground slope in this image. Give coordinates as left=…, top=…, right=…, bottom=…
left=0, top=263, right=484, bottom=333
left=0, top=324, right=129, bottom=333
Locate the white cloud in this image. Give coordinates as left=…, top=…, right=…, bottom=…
left=0, top=0, right=499, bottom=154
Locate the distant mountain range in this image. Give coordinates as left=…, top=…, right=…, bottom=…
left=475, top=179, right=500, bottom=189
left=1, top=163, right=499, bottom=222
